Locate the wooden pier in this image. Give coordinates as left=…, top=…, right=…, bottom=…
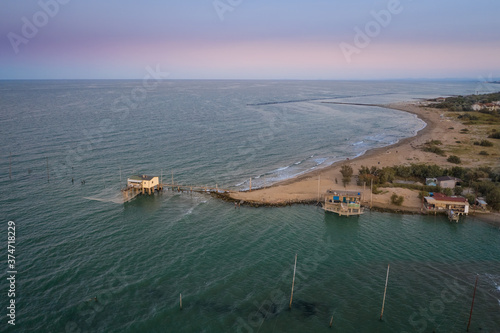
left=160, top=183, right=231, bottom=194
left=121, top=174, right=232, bottom=202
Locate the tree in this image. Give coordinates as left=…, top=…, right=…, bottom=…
left=379, top=167, right=395, bottom=184
left=486, top=188, right=500, bottom=211
left=454, top=186, right=463, bottom=196
left=394, top=165, right=412, bottom=179
left=340, top=164, right=353, bottom=188
left=442, top=188, right=453, bottom=196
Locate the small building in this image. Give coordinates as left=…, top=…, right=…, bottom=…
left=423, top=193, right=469, bottom=218
left=126, top=175, right=161, bottom=195
left=324, top=191, right=363, bottom=216
left=471, top=103, right=482, bottom=111
left=475, top=198, right=488, bottom=210
left=470, top=102, right=500, bottom=111
left=484, top=103, right=500, bottom=111
left=436, top=176, right=461, bottom=189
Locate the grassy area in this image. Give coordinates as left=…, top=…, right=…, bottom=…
left=440, top=111, right=500, bottom=167
left=451, top=111, right=500, bottom=125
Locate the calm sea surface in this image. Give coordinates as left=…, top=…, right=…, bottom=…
left=0, top=80, right=499, bottom=332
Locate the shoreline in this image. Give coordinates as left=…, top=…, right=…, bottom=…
left=227, top=101, right=498, bottom=222
left=229, top=101, right=436, bottom=193
left=245, top=102, right=432, bottom=190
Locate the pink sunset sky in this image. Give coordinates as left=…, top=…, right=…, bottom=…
left=1, top=0, right=499, bottom=80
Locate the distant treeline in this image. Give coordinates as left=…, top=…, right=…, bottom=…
left=433, top=91, right=500, bottom=112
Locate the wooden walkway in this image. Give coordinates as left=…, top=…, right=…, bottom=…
left=161, top=183, right=232, bottom=194
left=121, top=182, right=232, bottom=202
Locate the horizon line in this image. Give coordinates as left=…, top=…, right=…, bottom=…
left=1, top=77, right=499, bottom=82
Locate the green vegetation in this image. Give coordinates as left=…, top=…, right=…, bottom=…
left=447, top=155, right=461, bottom=164
left=465, top=194, right=476, bottom=204
left=488, top=131, right=500, bottom=139
left=422, top=140, right=446, bottom=156
left=372, top=184, right=383, bottom=194
left=487, top=188, right=500, bottom=210
left=458, top=113, right=479, bottom=121
left=418, top=191, right=429, bottom=199
left=357, top=163, right=500, bottom=211
left=474, top=180, right=500, bottom=211
left=423, top=145, right=446, bottom=156
left=442, top=188, right=453, bottom=196
left=390, top=193, right=404, bottom=206
left=434, top=91, right=500, bottom=112
left=474, top=139, right=493, bottom=147
left=357, top=165, right=395, bottom=186
left=340, top=164, right=353, bottom=188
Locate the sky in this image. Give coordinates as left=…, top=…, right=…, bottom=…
left=0, top=0, right=499, bottom=80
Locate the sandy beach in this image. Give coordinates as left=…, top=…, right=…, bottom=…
left=228, top=102, right=497, bottom=220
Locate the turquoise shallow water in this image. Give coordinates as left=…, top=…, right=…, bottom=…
left=0, top=80, right=499, bottom=332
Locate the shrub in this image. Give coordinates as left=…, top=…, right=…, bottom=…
left=465, top=194, right=476, bottom=204
left=390, top=193, right=404, bottom=206
left=479, top=151, right=489, bottom=156
left=423, top=145, right=446, bottom=156
left=482, top=140, right=493, bottom=146
left=442, top=188, right=453, bottom=196
left=447, top=155, right=461, bottom=164
left=372, top=185, right=383, bottom=194
left=474, top=140, right=494, bottom=147
left=418, top=191, right=430, bottom=199
left=454, top=186, right=463, bottom=196
left=458, top=114, right=479, bottom=121
left=488, top=132, right=500, bottom=139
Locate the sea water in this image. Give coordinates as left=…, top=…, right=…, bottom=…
left=0, top=80, right=499, bottom=332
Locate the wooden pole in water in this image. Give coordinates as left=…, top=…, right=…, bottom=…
left=9, top=152, right=12, bottom=181
left=289, top=253, right=297, bottom=309
left=380, top=264, right=390, bottom=321
left=46, top=157, right=50, bottom=183
left=180, top=293, right=183, bottom=310
left=370, top=178, right=373, bottom=208
left=249, top=178, right=252, bottom=192
left=329, top=315, right=333, bottom=327
left=317, top=175, right=320, bottom=202
left=467, top=274, right=479, bottom=332
left=120, top=166, right=122, bottom=184
left=171, top=171, right=174, bottom=186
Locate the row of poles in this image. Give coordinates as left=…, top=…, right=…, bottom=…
left=12, top=157, right=481, bottom=329
left=177, top=257, right=480, bottom=330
